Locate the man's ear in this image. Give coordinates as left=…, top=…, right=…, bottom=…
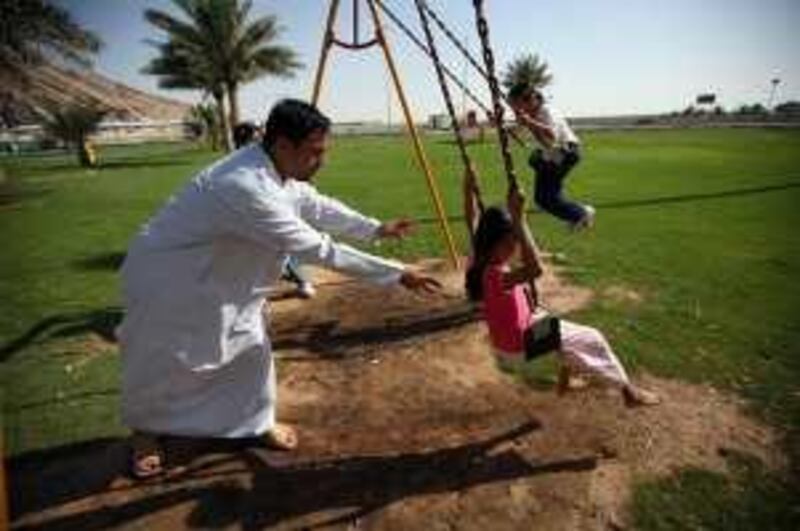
left=273, top=136, right=298, bottom=161
left=272, top=136, right=286, bottom=151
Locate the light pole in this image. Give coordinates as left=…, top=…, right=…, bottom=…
left=768, top=77, right=781, bottom=110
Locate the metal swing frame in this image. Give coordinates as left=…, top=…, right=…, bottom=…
left=310, top=0, right=460, bottom=268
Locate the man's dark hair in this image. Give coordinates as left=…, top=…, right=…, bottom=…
left=263, top=99, right=331, bottom=149
left=233, top=121, right=258, bottom=149
left=507, top=82, right=543, bottom=104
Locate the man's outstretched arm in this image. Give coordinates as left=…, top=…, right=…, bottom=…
left=214, top=181, right=439, bottom=292
left=296, top=182, right=414, bottom=242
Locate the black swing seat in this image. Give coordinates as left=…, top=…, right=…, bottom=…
left=524, top=313, right=562, bottom=360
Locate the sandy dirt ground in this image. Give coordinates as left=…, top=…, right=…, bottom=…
left=9, top=260, right=785, bottom=530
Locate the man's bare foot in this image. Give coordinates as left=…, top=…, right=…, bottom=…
left=622, top=385, right=661, bottom=407
left=262, top=423, right=298, bottom=451
left=130, top=432, right=164, bottom=479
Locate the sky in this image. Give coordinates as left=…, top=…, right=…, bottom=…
left=56, top=0, right=800, bottom=123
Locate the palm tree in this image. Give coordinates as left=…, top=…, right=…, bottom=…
left=142, top=40, right=231, bottom=150
left=42, top=102, right=106, bottom=166
left=502, top=53, right=553, bottom=92
left=144, top=0, right=300, bottom=150
left=0, top=0, right=101, bottom=87
left=217, top=3, right=300, bottom=126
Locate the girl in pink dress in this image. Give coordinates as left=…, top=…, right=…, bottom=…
left=463, top=168, right=659, bottom=406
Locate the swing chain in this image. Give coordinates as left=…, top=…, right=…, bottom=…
left=377, top=1, right=491, bottom=121
left=414, top=0, right=484, bottom=209
left=474, top=0, right=519, bottom=193
left=420, top=1, right=488, bottom=81
left=421, top=0, right=526, bottom=131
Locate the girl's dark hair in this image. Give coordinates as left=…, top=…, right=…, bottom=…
left=263, top=99, right=331, bottom=149
left=465, top=206, right=514, bottom=301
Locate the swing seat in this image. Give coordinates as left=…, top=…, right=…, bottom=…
left=524, top=314, right=561, bottom=360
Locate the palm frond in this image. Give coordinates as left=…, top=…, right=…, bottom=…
left=241, top=47, right=300, bottom=82
left=144, top=9, right=204, bottom=46
left=0, top=0, right=101, bottom=83
left=142, top=0, right=301, bottom=146
left=502, top=53, right=553, bottom=91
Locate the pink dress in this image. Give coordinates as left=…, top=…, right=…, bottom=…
left=482, top=263, right=532, bottom=354
left=480, top=261, right=632, bottom=387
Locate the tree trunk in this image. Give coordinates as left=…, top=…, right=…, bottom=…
left=214, top=90, right=233, bottom=152
left=227, top=82, right=240, bottom=129
left=78, top=136, right=91, bottom=167
left=78, top=145, right=89, bottom=167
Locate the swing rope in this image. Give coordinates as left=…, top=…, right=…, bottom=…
left=419, top=0, right=488, bottom=82
left=376, top=0, right=525, bottom=148
left=376, top=0, right=491, bottom=122
left=472, top=0, right=553, bottom=317
left=413, top=0, right=485, bottom=216
left=473, top=0, right=521, bottom=195
left=409, top=0, right=528, bottom=139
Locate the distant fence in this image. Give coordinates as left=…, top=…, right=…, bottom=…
left=331, top=122, right=409, bottom=136
left=331, top=113, right=800, bottom=136
left=0, top=120, right=194, bottom=153
left=3, top=113, right=799, bottom=153
left=569, top=111, right=800, bottom=131
left=89, top=120, right=193, bottom=144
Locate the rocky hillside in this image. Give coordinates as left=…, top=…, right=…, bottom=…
left=2, top=64, right=192, bottom=126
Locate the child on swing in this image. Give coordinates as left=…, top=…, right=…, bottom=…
left=463, top=167, right=659, bottom=406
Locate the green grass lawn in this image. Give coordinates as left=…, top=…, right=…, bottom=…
left=2, top=129, right=799, bottom=528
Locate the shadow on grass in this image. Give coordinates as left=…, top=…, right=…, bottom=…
left=410, top=180, right=800, bottom=226
left=8, top=388, right=120, bottom=414
left=630, top=448, right=800, bottom=530
left=0, top=307, right=123, bottom=362
left=9, top=420, right=601, bottom=530
left=6, top=157, right=198, bottom=177
left=594, top=180, right=800, bottom=210
left=73, top=252, right=126, bottom=271
left=0, top=173, right=51, bottom=206
left=98, top=158, right=198, bottom=171
left=0, top=186, right=51, bottom=207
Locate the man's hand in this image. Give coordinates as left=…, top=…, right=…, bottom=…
left=507, top=185, right=526, bottom=223
left=512, top=106, right=532, bottom=127
left=377, top=218, right=414, bottom=239
left=464, top=162, right=478, bottom=183
left=399, top=270, right=442, bottom=294
left=514, top=108, right=555, bottom=148
left=463, top=164, right=479, bottom=192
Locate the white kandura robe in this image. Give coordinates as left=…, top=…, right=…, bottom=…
left=119, top=144, right=404, bottom=437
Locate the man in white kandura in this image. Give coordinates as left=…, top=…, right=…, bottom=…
left=119, top=99, right=440, bottom=478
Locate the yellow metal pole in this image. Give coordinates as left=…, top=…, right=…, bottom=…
left=311, top=0, right=341, bottom=105
left=0, top=437, right=8, bottom=531
left=365, top=0, right=460, bottom=268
